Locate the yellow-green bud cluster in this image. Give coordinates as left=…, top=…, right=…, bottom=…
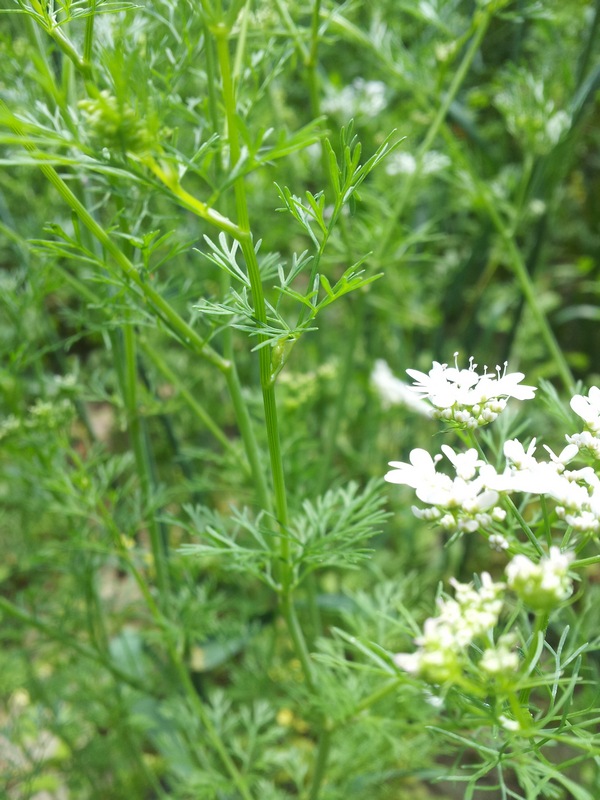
left=79, top=91, right=152, bottom=154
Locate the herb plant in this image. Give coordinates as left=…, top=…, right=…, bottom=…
left=1, top=1, right=600, bottom=799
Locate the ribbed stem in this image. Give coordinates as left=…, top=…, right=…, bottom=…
left=214, top=17, right=315, bottom=689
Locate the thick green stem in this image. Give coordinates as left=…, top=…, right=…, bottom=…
left=214, top=26, right=288, bottom=526
left=214, top=19, right=316, bottom=691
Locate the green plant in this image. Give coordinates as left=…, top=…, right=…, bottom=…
left=1, top=1, right=599, bottom=798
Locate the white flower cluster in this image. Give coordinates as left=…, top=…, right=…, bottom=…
left=386, top=434, right=600, bottom=538
left=385, top=445, right=506, bottom=534
left=479, top=635, right=519, bottom=677
left=494, top=438, right=600, bottom=534
left=506, top=547, right=574, bottom=611
left=394, top=549, right=575, bottom=685
left=406, top=355, right=536, bottom=428
left=322, top=78, right=387, bottom=120
left=385, top=149, right=451, bottom=177
left=394, top=573, right=506, bottom=684
left=384, top=360, right=600, bottom=538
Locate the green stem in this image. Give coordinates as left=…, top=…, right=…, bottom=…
left=0, top=102, right=230, bottom=371
left=29, top=0, right=92, bottom=79
left=139, top=339, right=236, bottom=456
left=519, top=611, right=549, bottom=706
left=83, top=2, right=96, bottom=65
left=309, top=727, right=332, bottom=800
left=280, top=593, right=317, bottom=692
left=435, top=117, right=574, bottom=392
left=142, top=155, right=242, bottom=240
left=571, top=555, right=600, bottom=569
left=214, top=18, right=315, bottom=689
left=305, top=0, right=331, bottom=194
left=224, top=362, right=273, bottom=512
left=481, top=198, right=575, bottom=395
left=576, top=0, right=600, bottom=87
left=375, top=7, right=494, bottom=261
left=351, top=678, right=401, bottom=719
left=273, top=0, right=309, bottom=62
left=203, top=20, right=270, bottom=509
left=214, top=26, right=288, bottom=526
left=122, top=324, right=171, bottom=605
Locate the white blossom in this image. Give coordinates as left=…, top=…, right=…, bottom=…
left=322, top=78, right=387, bottom=119
left=506, top=547, right=574, bottom=610
left=385, top=149, right=451, bottom=177
left=571, top=388, right=600, bottom=433
left=394, top=573, right=506, bottom=684
left=385, top=447, right=504, bottom=533
left=569, top=388, right=600, bottom=460
left=489, top=533, right=509, bottom=551
left=480, top=638, right=519, bottom=676
left=567, top=430, right=600, bottom=459
left=499, top=715, right=521, bottom=732
left=405, top=355, right=536, bottom=428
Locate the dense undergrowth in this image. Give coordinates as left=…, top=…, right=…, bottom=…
left=1, top=1, right=600, bottom=798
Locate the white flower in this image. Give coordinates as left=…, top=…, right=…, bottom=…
left=489, top=533, right=509, bottom=551
left=571, top=387, right=600, bottom=435
left=504, top=438, right=538, bottom=470
left=322, top=78, right=387, bottom=119
left=480, top=640, right=519, bottom=676
left=499, top=715, right=521, bottom=732
left=385, top=149, right=450, bottom=176
left=386, top=446, right=504, bottom=533
left=405, top=355, right=536, bottom=428
left=485, top=439, right=581, bottom=497
left=385, top=448, right=445, bottom=490
left=440, top=445, right=482, bottom=480
left=385, top=151, right=417, bottom=176
left=371, top=360, right=432, bottom=416
left=394, top=573, right=506, bottom=685
left=567, top=430, right=600, bottom=459
left=506, top=547, right=574, bottom=610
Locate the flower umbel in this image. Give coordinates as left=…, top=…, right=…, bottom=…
left=385, top=446, right=505, bottom=534
left=506, top=547, right=575, bottom=611
left=406, top=354, right=536, bottom=428
left=394, top=573, right=506, bottom=684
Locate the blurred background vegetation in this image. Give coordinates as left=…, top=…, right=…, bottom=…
left=0, top=0, right=599, bottom=798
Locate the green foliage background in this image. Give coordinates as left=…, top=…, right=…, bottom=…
left=0, top=1, right=599, bottom=798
